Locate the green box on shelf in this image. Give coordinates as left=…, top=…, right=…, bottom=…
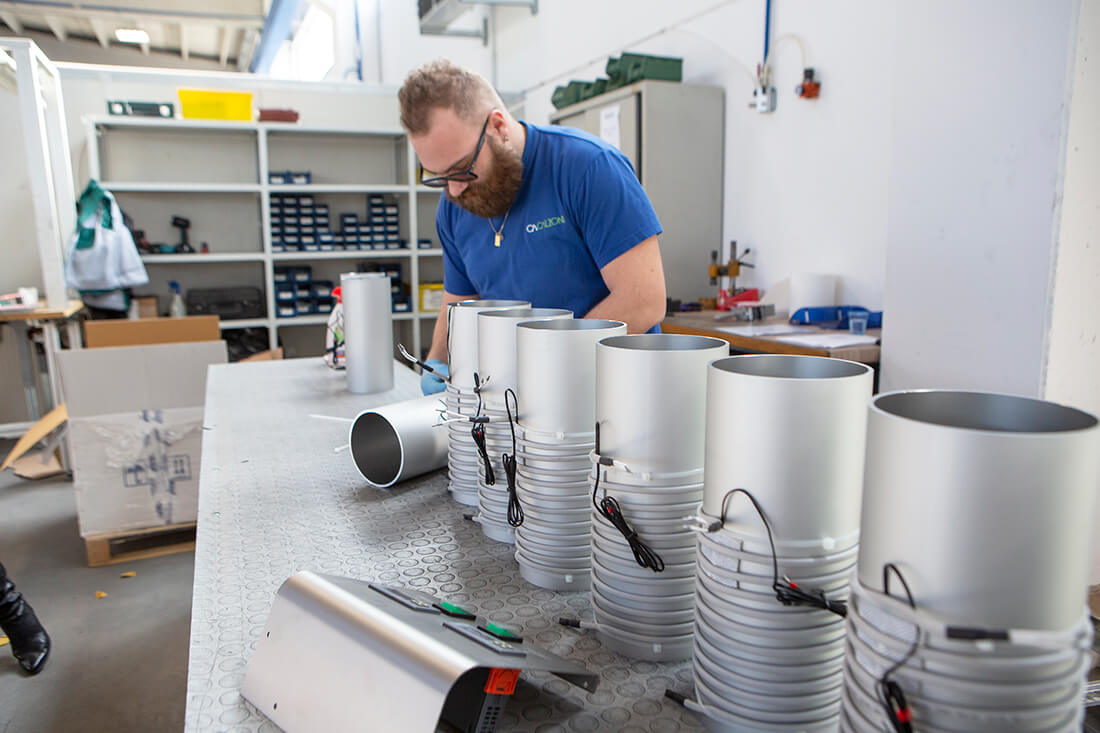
left=606, top=53, right=683, bottom=85
left=550, top=80, right=588, bottom=110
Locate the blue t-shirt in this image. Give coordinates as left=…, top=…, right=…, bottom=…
left=437, top=122, right=662, bottom=322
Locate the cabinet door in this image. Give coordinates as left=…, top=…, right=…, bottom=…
left=553, top=93, right=641, bottom=178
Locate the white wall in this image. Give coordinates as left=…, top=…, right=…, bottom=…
left=490, top=1, right=895, bottom=311
left=332, top=0, right=493, bottom=86
left=880, top=0, right=1080, bottom=396
left=1045, top=0, right=1100, bottom=580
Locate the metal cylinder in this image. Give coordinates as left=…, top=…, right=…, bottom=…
left=349, top=395, right=448, bottom=488
left=340, top=272, right=393, bottom=394
left=446, top=300, right=529, bottom=391
left=703, top=355, right=874, bottom=546
left=858, top=390, right=1100, bottom=631
left=477, top=308, right=572, bottom=408
left=595, top=334, right=728, bottom=476
left=517, top=319, right=627, bottom=437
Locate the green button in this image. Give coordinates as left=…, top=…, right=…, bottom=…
left=436, top=601, right=476, bottom=619
left=485, top=622, right=520, bottom=640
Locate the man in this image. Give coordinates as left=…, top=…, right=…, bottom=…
left=398, top=60, right=667, bottom=395
left=0, top=563, right=50, bottom=675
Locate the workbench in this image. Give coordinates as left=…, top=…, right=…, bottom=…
left=662, top=310, right=881, bottom=365
left=0, top=299, right=84, bottom=442
left=184, top=357, right=704, bottom=732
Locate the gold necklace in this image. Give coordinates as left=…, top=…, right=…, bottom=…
left=489, top=208, right=510, bottom=248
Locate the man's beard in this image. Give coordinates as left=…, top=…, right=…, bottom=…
left=447, top=135, right=523, bottom=218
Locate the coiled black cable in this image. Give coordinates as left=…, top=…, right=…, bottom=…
left=877, top=563, right=917, bottom=733
left=714, top=489, right=847, bottom=618
left=503, top=389, right=523, bottom=527
left=471, top=373, right=494, bottom=485
left=591, top=465, right=665, bottom=572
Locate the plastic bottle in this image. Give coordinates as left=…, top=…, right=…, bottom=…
left=169, top=281, right=187, bottom=318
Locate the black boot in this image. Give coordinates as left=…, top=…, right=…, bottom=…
left=0, top=563, right=50, bottom=675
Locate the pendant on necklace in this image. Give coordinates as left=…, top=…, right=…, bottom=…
left=494, top=232, right=502, bottom=248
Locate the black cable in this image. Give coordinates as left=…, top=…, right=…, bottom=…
left=876, top=563, right=917, bottom=733
left=591, top=465, right=665, bottom=572
left=503, top=388, right=523, bottom=527
left=714, top=489, right=847, bottom=618
left=470, top=373, right=494, bottom=485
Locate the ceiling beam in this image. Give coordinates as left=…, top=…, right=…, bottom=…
left=237, top=28, right=258, bottom=72
left=135, top=21, right=150, bottom=55
left=0, top=3, right=264, bottom=30
left=218, top=26, right=232, bottom=67
left=44, top=15, right=67, bottom=41
left=0, top=11, right=23, bottom=34
left=88, top=17, right=110, bottom=48
left=179, top=23, right=189, bottom=60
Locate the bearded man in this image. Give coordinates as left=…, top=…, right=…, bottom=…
left=398, top=60, right=667, bottom=395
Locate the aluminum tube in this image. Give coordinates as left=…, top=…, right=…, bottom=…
left=595, top=334, right=728, bottom=476
left=447, top=300, right=529, bottom=391
left=858, top=390, right=1100, bottom=631
left=477, top=308, right=572, bottom=408
left=517, top=319, right=627, bottom=436
left=341, top=272, right=393, bottom=394
left=703, top=355, right=873, bottom=545
left=349, top=395, right=448, bottom=488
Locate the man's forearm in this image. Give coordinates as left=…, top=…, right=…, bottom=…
left=426, top=308, right=449, bottom=362
left=584, top=288, right=664, bottom=333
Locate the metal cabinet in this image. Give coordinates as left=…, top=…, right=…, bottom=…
left=551, top=80, right=724, bottom=303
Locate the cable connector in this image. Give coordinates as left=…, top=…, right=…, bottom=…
left=664, top=689, right=688, bottom=707
left=557, top=617, right=582, bottom=629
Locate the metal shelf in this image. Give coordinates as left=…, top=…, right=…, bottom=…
left=219, top=318, right=269, bottom=330
left=267, top=184, right=409, bottom=194
left=104, top=182, right=261, bottom=193
left=272, top=250, right=411, bottom=261
left=90, top=115, right=431, bottom=356
left=141, top=253, right=265, bottom=264
left=93, top=117, right=260, bottom=131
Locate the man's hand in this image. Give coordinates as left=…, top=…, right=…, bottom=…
left=420, top=360, right=449, bottom=395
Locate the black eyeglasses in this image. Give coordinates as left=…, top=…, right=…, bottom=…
left=418, top=113, right=491, bottom=188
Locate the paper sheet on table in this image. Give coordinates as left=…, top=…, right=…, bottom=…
left=771, top=333, right=880, bottom=348
left=717, top=324, right=814, bottom=337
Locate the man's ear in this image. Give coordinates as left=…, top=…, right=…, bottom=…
left=489, top=109, right=508, bottom=137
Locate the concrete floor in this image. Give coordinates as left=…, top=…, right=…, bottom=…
left=0, top=442, right=193, bottom=733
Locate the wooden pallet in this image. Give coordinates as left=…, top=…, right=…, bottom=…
left=83, top=522, right=197, bottom=567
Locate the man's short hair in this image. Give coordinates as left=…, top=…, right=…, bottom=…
left=398, top=59, right=501, bottom=134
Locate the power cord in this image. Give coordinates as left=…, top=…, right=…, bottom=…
left=471, top=373, right=494, bottom=486
left=710, top=488, right=847, bottom=618
left=503, top=388, right=523, bottom=527
left=591, top=423, right=664, bottom=572
left=876, top=563, right=917, bottom=733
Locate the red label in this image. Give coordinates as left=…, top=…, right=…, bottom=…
left=484, top=668, right=520, bottom=695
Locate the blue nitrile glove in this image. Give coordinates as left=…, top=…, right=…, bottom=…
left=420, top=360, right=449, bottom=395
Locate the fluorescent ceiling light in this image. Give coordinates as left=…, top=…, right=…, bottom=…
left=114, top=28, right=149, bottom=44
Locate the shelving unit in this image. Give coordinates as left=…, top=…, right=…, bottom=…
left=86, top=117, right=445, bottom=358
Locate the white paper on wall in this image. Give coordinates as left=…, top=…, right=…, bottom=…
left=599, top=105, right=621, bottom=150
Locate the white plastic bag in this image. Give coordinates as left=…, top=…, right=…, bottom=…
left=66, top=195, right=148, bottom=292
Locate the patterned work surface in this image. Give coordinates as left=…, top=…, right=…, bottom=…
left=184, top=358, right=704, bottom=732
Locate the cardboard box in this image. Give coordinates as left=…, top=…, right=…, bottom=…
left=58, top=341, right=226, bottom=537
left=85, top=316, right=219, bottom=348
left=419, top=283, right=445, bottom=312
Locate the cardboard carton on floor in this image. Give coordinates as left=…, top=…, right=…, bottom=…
left=58, top=340, right=226, bottom=537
